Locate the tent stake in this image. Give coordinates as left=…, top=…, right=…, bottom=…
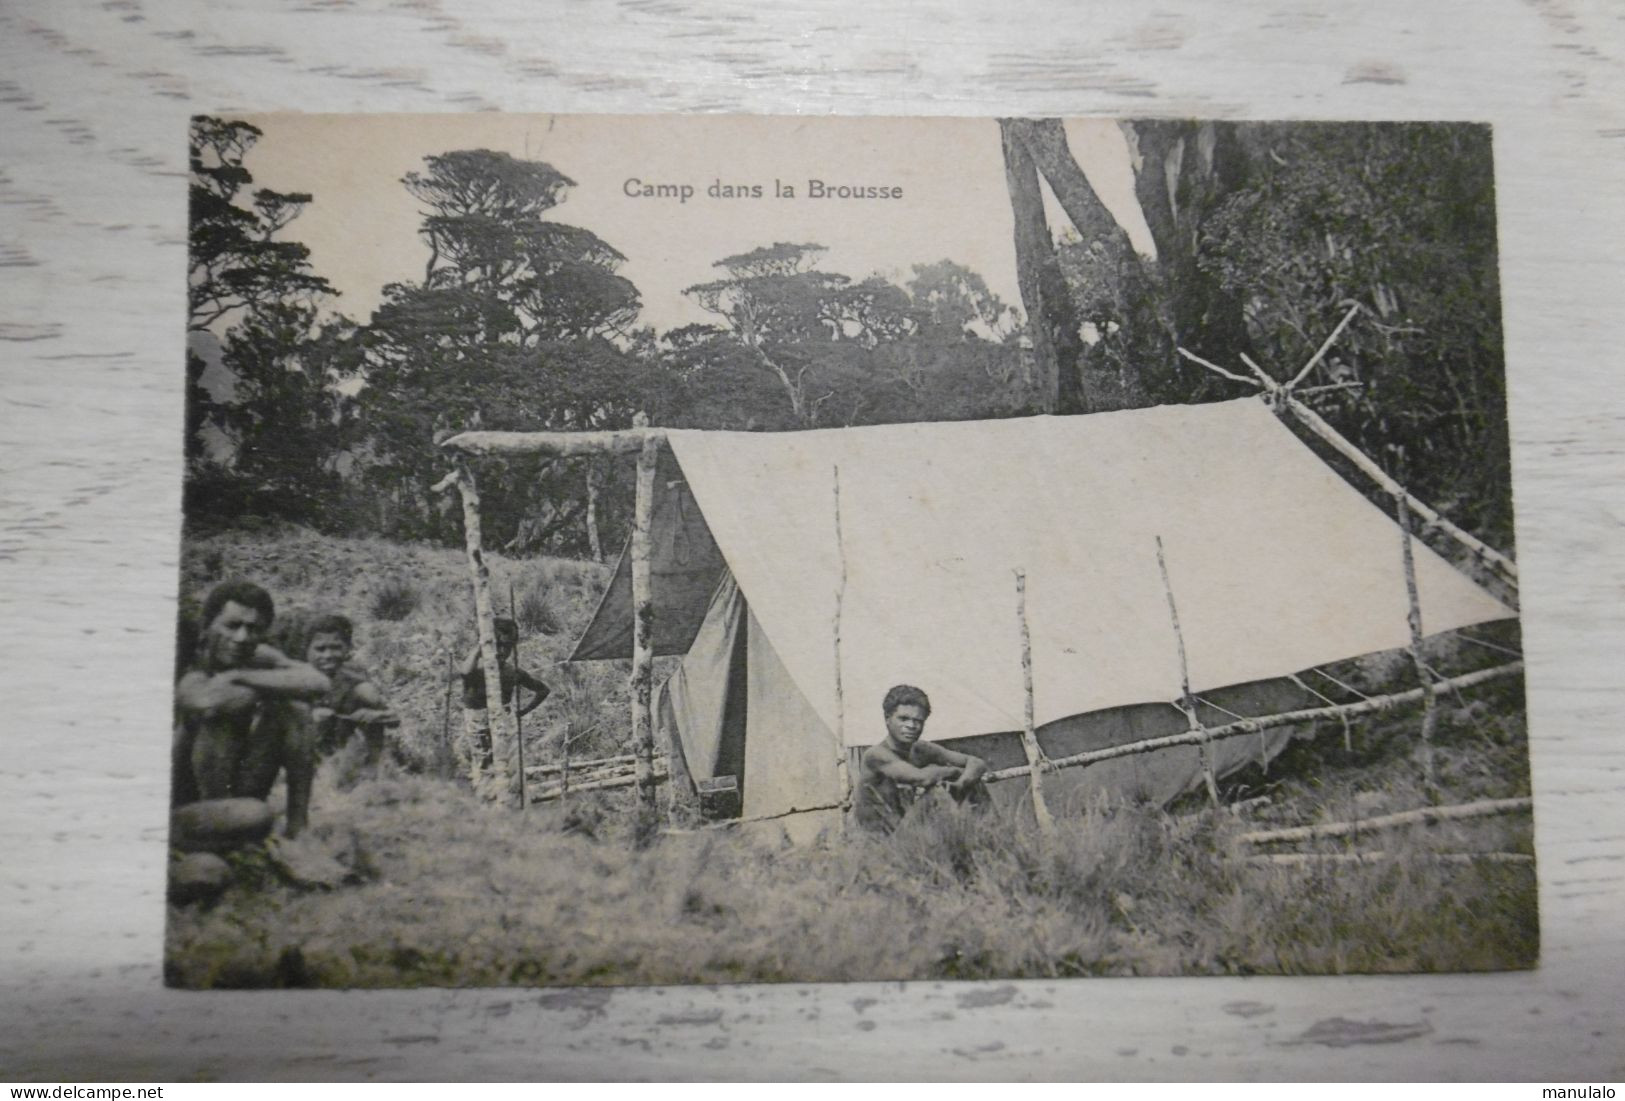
left=1396, top=486, right=1440, bottom=795
left=831, top=465, right=853, bottom=822
left=451, top=458, right=517, bottom=800
left=630, top=420, right=659, bottom=815
left=1013, top=569, right=1056, bottom=834
left=1156, top=537, right=1220, bottom=807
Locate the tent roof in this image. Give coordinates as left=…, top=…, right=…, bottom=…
left=574, top=398, right=1513, bottom=747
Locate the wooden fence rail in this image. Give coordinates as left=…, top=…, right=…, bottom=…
left=1238, top=796, right=1532, bottom=846
left=984, top=661, right=1523, bottom=784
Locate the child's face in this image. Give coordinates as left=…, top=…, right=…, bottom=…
left=305, top=631, right=351, bottom=676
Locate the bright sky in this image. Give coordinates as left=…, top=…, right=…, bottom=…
left=241, top=114, right=1156, bottom=335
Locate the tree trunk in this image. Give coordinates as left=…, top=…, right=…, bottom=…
left=1122, top=120, right=1253, bottom=362
left=999, top=118, right=1086, bottom=415
left=1007, top=119, right=1133, bottom=255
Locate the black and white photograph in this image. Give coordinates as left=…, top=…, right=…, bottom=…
left=167, top=113, right=1533, bottom=989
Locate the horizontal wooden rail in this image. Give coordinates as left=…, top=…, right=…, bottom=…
left=1248, top=851, right=1532, bottom=867
left=527, top=768, right=668, bottom=803
left=525, top=753, right=645, bottom=778
left=442, top=427, right=668, bottom=458
left=1238, top=796, right=1532, bottom=846
left=984, top=661, right=1523, bottom=783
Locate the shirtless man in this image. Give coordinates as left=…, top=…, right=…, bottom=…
left=853, top=684, right=989, bottom=834
left=173, top=580, right=331, bottom=837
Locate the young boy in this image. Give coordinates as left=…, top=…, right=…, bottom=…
left=303, top=613, right=399, bottom=770
left=852, top=684, right=990, bottom=835
left=457, top=617, right=550, bottom=783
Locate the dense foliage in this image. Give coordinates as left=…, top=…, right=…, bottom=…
left=185, top=118, right=1512, bottom=554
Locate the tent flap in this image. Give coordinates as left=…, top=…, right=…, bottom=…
left=569, top=450, right=727, bottom=661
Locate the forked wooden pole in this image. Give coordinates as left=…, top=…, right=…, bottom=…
left=1156, top=536, right=1220, bottom=807
left=1175, top=345, right=1517, bottom=592
left=1013, top=569, right=1056, bottom=834
left=1286, top=302, right=1363, bottom=389
left=630, top=425, right=659, bottom=814
left=452, top=458, right=517, bottom=798
left=831, top=464, right=853, bottom=819
left=1396, top=487, right=1440, bottom=793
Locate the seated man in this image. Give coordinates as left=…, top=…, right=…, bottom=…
left=173, top=580, right=331, bottom=837
left=303, top=613, right=400, bottom=769
left=853, top=684, right=989, bottom=834
left=457, top=616, right=550, bottom=782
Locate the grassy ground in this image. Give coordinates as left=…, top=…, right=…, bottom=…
left=166, top=527, right=1537, bottom=988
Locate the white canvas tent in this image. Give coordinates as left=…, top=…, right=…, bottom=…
left=568, top=397, right=1516, bottom=834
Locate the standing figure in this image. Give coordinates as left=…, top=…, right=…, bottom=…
left=457, top=616, right=550, bottom=784
left=173, top=581, right=331, bottom=837
left=853, top=684, right=989, bottom=835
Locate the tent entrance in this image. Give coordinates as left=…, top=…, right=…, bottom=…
left=658, top=568, right=845, bottom=824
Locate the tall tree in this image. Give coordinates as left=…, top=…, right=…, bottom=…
left=682, top=243, right=921, bottom=426
left=999, top=120, right=1087, bottom=414
left=358, top=149, right=656, bottom=548
left=185, top=116, right=347, bottom=528
left=1004, top=117, right=1511, bottom=543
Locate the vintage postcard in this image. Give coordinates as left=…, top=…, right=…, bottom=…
left=169, top=114, right=1531, bottom=988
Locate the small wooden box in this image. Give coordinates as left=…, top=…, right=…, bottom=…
left=696, top=775, right=740, bottom=821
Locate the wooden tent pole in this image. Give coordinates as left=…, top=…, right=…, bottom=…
left=444, top=426, right=667, bottom=458
left=452, top=458, right=517, bottom=800
left=1175, top=347, right=1263, bottom=388
left=1013, top=569, right=1056, bottom=834
left=1396, top=487, right=1440, bottom=794
left=1166, top=345, right=1516, bottom=593
left=630, top=422, right=660, bottom=815
left=1282, top=395, right=1518, bottom=587
left=439, top=649, right=455, bottom=775
left=1156, top=536, right=1220, bottom=807
left=831, top=465, right=853, bottom=820
left=510, top=581, right=527, bottom=814
left=1286, top=302, right=1363, bottom=390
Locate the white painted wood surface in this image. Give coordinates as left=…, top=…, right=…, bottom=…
left=2, top=0, right=1622, bottom=1081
